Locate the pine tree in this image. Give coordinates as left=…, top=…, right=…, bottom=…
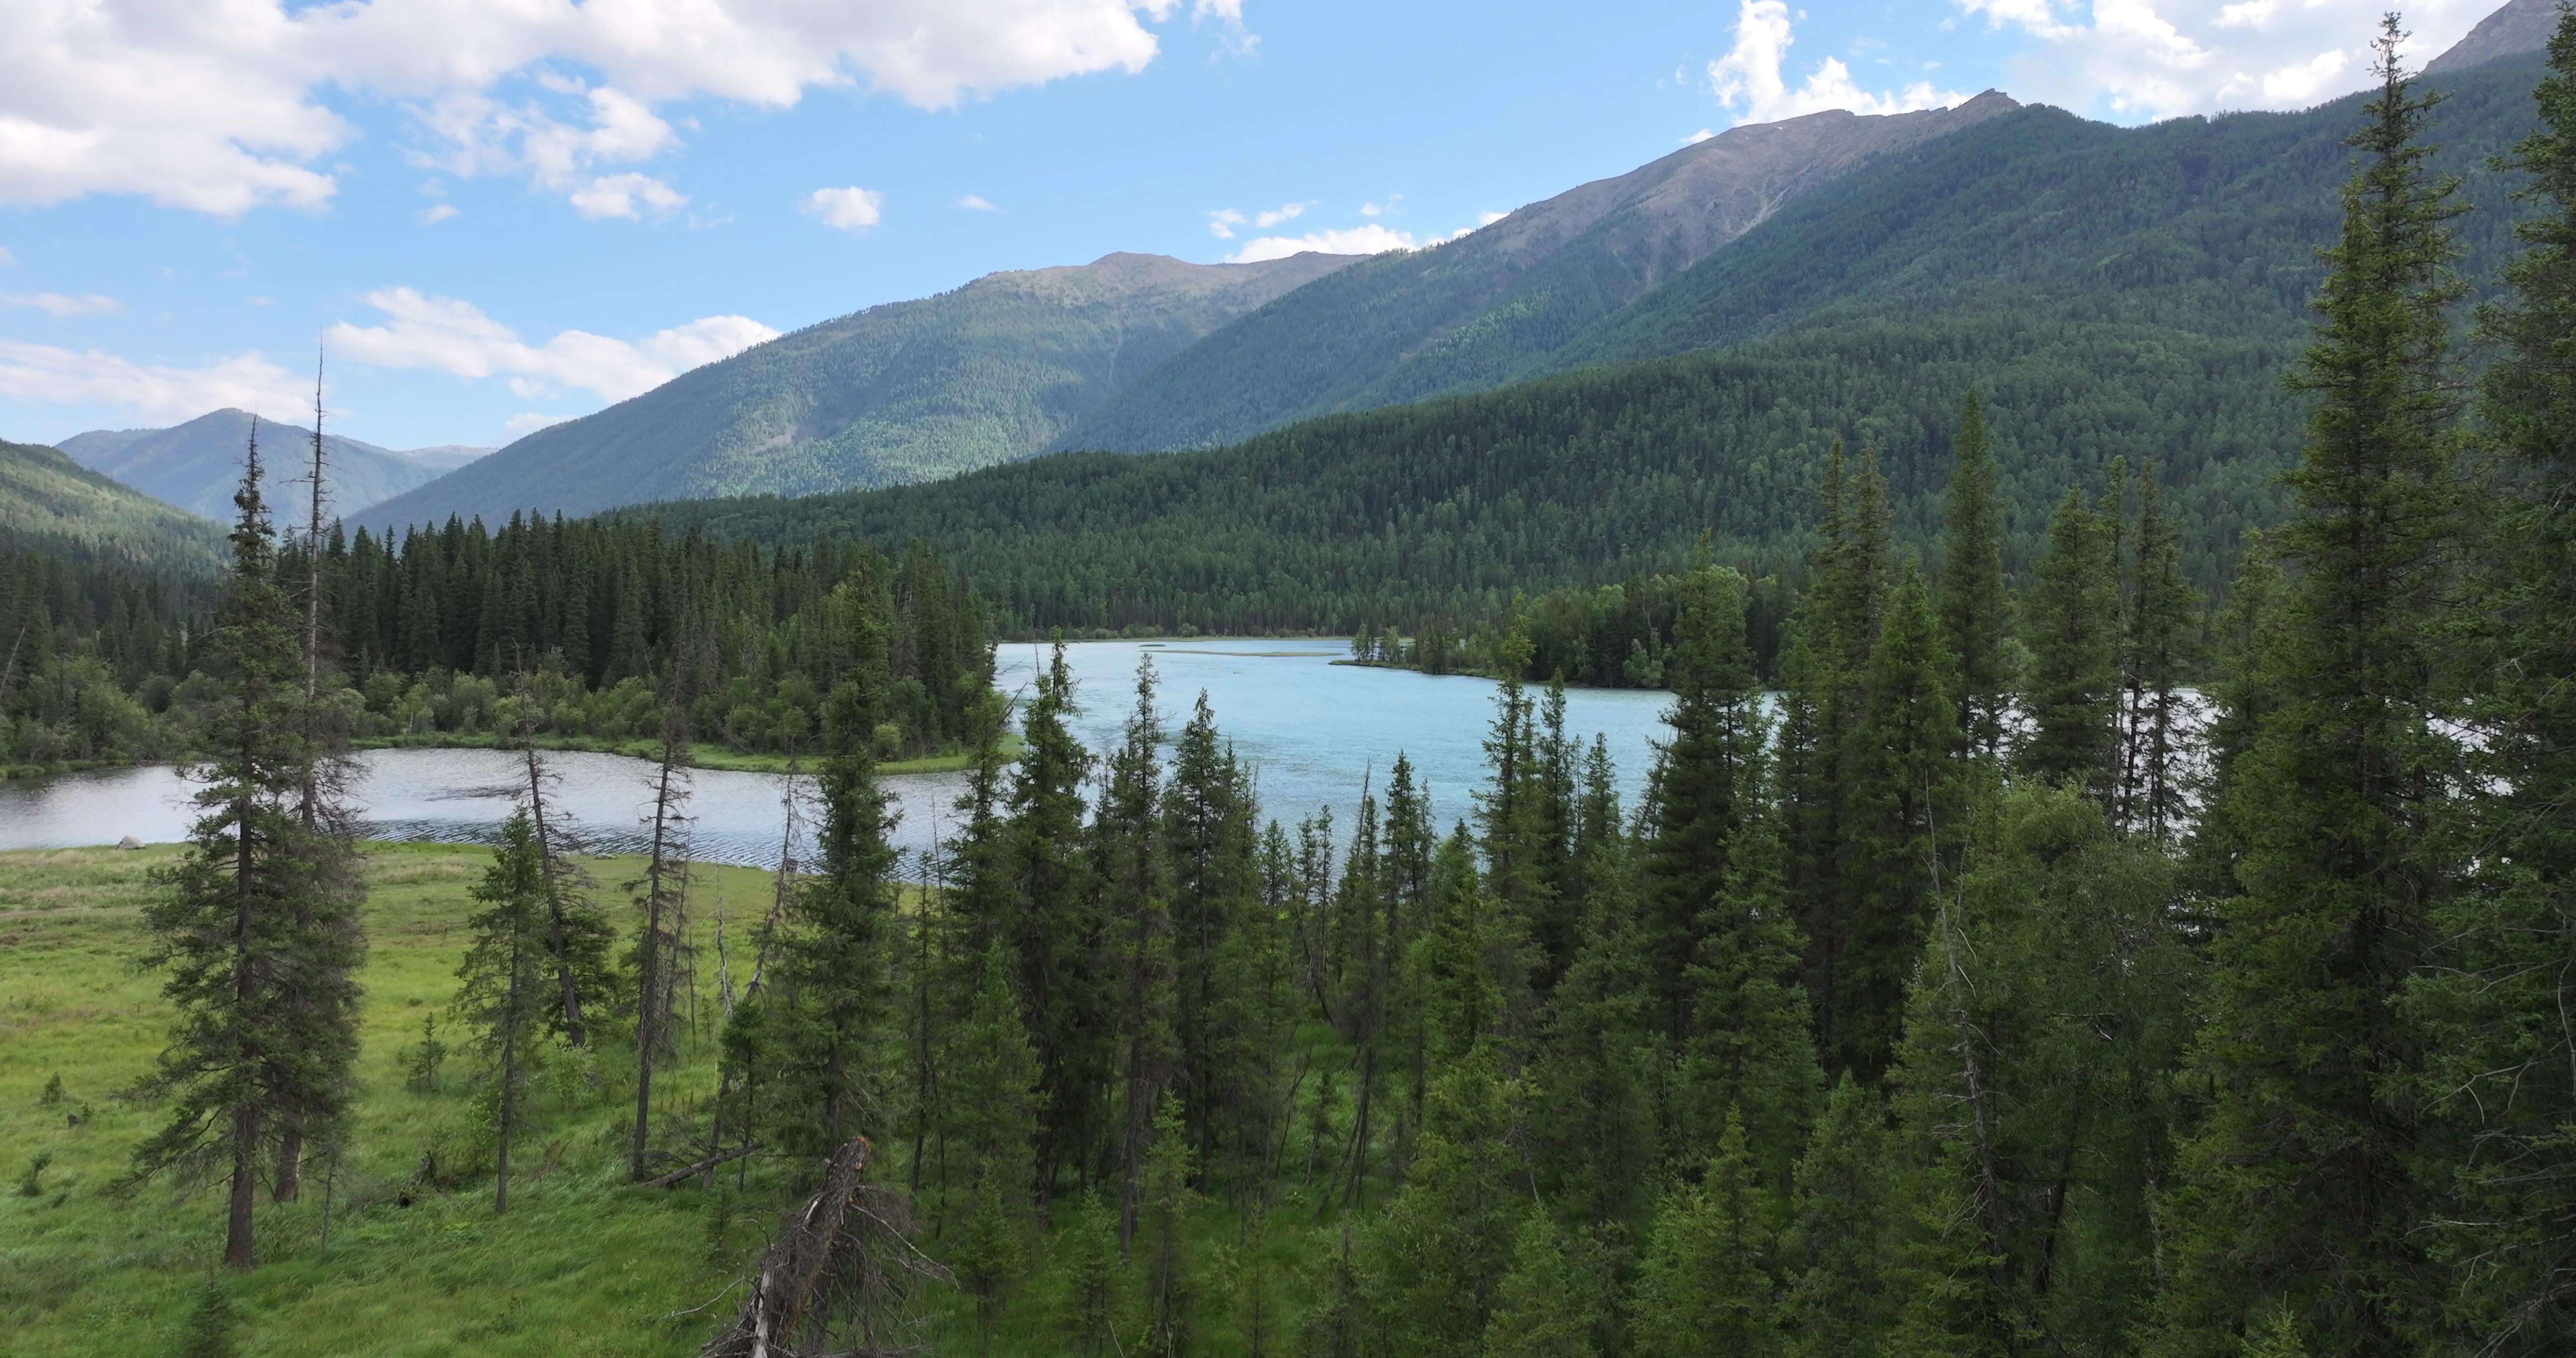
left=1939, top=392, right=2015, bottom=759
left=1633, top=1110, right=1780, bottom=1358
left=2020, top=486, right=2121, bottom=798
left=1481, top=1212, right=1598, bottom=1358
left=2159, top=26, right=2466, bottom=1356
left=129, top=432, right=361, bottom=1271
left=453, top=811, right=550, bottom=1214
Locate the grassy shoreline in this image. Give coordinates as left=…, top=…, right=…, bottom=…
left=4, top=732, right=1023, bottom=783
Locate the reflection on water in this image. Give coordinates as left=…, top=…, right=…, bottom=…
left=0, top=640, right=1679, bottom=870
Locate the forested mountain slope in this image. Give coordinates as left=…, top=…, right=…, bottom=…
left=58, top=409, right=473, bottom=522
left=1056, top=94, right=2021, bottom=453
left=1071, top=54, right=2546, bottom=456
left=1545, top=53, right=2542, bottom=373
left=622, top=316, right=2304, bottom=636
left=352, top=251, right=1356, bottom=533
left=0, top=438, right=225, bottom=574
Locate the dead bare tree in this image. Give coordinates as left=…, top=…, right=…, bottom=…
left=698, top=1136, right=944, bottom=1358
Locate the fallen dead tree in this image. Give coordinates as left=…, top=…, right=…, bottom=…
left=699, top=1136, right=946, bottom=1358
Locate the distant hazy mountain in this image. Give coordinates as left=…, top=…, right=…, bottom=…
left=1054, top=93, right=2022, bottom=454
left=0, top=439, right=226, bottom=573
left=57, top=410, right=486, bottom=522
left=354, top=250, right=1359, bottom=533
left=2428, top=0, right=2559, bottom=73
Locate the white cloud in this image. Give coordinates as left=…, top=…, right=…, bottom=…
left=804, top=186, right=886, bottom=232
left=1711, top=0, right=1969, bottom=125
left=1206, top=208, right=1247, bottom=238
left=1955, top=0, right=2490, bottom=120
left=503, top=411, right=574, bottom=442
left=2, top=292, right=124, bottom=316
left=420, top=203, right=459, bottom=225
left=1209, top=201, right=1308, bottom=239
left=0, top=247, right=15, bottom=266
left=1254, top=202, right=1308, bottom=227
left=573, top=173, right=686, bottom=220
left=0, top=341, right=305, bottom=423
left=956, top=194, right=999, bottom=211
left=3, top=0, right=1205, bottom=216
left=325, top=286, right=779, bottom=403
left=1225, top=223, right=1420, bottom=263
left=1683, top=128, right=1716, bottom=144
left=1476, top=210, right=1507, bottom=226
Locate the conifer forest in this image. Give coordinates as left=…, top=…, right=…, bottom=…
left=7, top=13, right=2576, bottom=1358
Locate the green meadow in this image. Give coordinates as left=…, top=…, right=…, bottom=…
left=0, top=843, right=1349, bottom=1357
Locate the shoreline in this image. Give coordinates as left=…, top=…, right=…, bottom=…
left=3, top=731, right=1024, bottom=783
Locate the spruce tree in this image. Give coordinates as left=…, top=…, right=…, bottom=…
left=1527, top=837, right=1656, bottom=1227
left=453, top=811, right=550, bottom=1214
left=941, top=942, right=1041, bottom=1215
left=765, top=576, right=904, bottom=1160
left=1098, top=659, right=1177, bottom=1246
left=1482, top=1212, right=1598, bottom=1358
left=1366, top=1039, right=1523, bottom=1358
left=2114, top=464, right=2201, bottom=841
left=1678, top=812, right=1821, bottom=1186
left=1938, top=392, right=2015, bottom=759
left=1780, top=1075, right=1900, bottom=1358
left=1632, top=1110, right=1781, bottom=1358
left=1637, top=565, right=1768, bottom=1051
left=1831, top=560, right=1962, bottom=1080
left=2412, top=6, right=2576, bottom=1348
left=1133, top=1094, right=1198, bottom=1358
left=2020, top=486, right=2121, bottom=798
left=2159, top=26, right=2466, bottom=1355
left=129, top=433, right=361, bottom=1271
left=1010, top=642, right=1105, bottom=1191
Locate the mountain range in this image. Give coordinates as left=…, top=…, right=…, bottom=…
left=56, top=409, right=489, bottom=522
left=43, top=0, right=2550, bottom=549
left=352, top=250, right=1355, bottom=531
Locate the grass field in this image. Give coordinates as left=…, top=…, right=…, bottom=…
left=0, top=843, right=1357, bottom=1357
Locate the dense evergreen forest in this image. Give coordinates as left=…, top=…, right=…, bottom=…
left=103, top=25, right=2576, bottom=1358
left=0, top=452, right=997, bottom=774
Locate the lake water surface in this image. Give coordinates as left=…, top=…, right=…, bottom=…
left=0, top=640, right=1677, bottom=868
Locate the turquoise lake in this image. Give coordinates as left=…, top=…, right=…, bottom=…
left=0, top=640, right=1678, bottom=868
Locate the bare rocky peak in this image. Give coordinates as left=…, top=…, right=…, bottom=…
left=1465, top=91, right=2024, bottom=270
left=2427, top=0, right=2560, bottom=74
left=976, top=249, right=1364, bottom=309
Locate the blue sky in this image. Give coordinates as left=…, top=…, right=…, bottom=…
left=0, top=0, right=2503, bottom=452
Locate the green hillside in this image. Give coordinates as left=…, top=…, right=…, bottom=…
left=1056, top=94, right=2021, bottom=453
left=1066, top=56, right=2546, bottom=456
left=56, top=410, right=471, bottom=523
left=0, top=438, right=225, bottom=574
left=620, top=312, right=2304, bottom=635
left=352, top=251, right=1356, bottom=533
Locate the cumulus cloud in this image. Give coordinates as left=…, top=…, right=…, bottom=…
left=503, top=411, right=575, bottom=442
left=1209, top=202, right=1308, bottom=239
left=804, top=186, right=886, bottom=232
left=3, top=0, right=1210, bottom=216
left=0, top=341, right=305, bottom=423
left=326, top=286, right=779, bottom=403
left=1711, top=0, right=1969, bottom=125
left=1225, top=222, right=1420, bottom=263
left=1206, top=208, right=1247, bottom=238
left=3, top=292, right=124, bottom=316
left=956, top=194, right=999, bottom=211
left=1955, top=0, right=2489, bottom=119
left=573, top=173, right=686, bottom=220
left=420, top=203, right=459, bottom=225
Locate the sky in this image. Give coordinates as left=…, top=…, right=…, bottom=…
left=0, top=0, right=2507, bottom=452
